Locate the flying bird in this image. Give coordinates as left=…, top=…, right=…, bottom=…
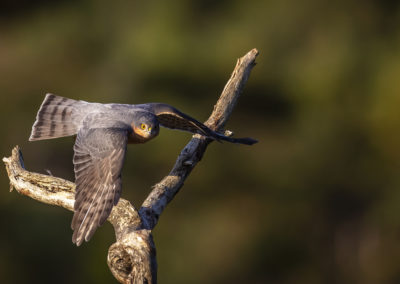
left=29, top=94, right=257, bottom=246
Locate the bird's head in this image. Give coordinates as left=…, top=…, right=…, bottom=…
left=130, top=112, right=160, bottom=143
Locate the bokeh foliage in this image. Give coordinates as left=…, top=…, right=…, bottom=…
left=1, top=0, right=400, bottom=283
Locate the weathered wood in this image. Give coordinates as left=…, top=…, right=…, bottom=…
left=140, top=48, right=259, bottom=230
left=3, top=48, right=258, bottom=284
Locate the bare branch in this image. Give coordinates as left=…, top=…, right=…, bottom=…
left=3, top=146, right=75, bottom=210
left=3, top=48, right=259, bottom=284
left=2, top=146, right=142, bottom=239
left=140, top=48, right=259, bottom=230
left=206, top=48, right=259, bottom=131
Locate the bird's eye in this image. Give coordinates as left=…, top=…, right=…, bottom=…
left=148, top=127, right=152, bottom=132
left=140, top=123, right=146, bottom=130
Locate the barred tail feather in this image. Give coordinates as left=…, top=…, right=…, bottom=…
left=29, top=93, right=81, bottom=141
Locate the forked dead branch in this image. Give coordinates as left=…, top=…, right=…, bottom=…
left=3, top=48, right=259, bottom=284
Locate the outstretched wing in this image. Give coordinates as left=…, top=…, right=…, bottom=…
left=146, top=103, right=257, bottom=145
left=71, top=127, right=128, bottom=246
left=146, top=103, right=213, bottom=136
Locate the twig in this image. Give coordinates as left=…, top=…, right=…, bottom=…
left=3, top=48, right=259, bottom=284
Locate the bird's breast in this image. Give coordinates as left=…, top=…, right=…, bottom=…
left=128, top=132, right=148, bottom=144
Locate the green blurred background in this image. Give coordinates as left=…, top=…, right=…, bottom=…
left=1, top=0, right=400, bottom=283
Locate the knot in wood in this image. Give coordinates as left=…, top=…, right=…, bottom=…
left=107, top=230, right=156, bottom=284
left=108, top=242, right=133, bottom=283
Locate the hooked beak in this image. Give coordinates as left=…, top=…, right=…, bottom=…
left=149, top=126, right=159, bottom=137
left=140, top=128, right=152, bottom=138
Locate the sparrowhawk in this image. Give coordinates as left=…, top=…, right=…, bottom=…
left=29, top=94, right=257, bottom=246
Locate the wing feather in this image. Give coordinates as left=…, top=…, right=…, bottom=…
left=146, top=103, right=258, bottom=145
left=146, top=103, right=213, bottom=136
left=71, top=127, right=127, bottom=246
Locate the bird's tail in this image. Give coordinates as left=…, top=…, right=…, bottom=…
left=29, top=93, right=82, bottom=141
